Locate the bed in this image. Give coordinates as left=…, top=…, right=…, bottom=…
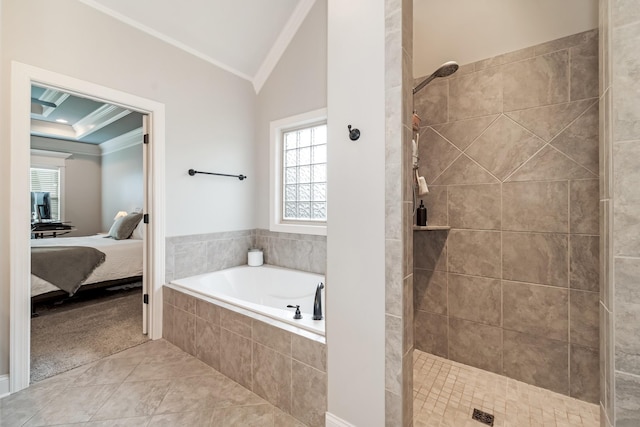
left=31, top=234, right=143, bottom=299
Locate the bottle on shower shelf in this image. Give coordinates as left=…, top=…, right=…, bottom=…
left=417, top=200, right=427, bottom=226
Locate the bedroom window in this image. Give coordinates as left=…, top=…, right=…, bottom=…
left=30, top=167, right=61, bottom=221
left=270, top=108, right=327, bottom=236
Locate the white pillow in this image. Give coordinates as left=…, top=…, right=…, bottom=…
left=131, top=219, right=144, bottom=240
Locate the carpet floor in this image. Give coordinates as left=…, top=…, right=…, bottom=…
left=30, top=287, right=149, bottom=383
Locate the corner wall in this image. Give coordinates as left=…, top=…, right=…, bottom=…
left=413, top=30, right=600, bottom=402
left=600, top=0, right=640, bottom=425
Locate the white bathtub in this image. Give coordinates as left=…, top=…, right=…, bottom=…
left=169, top=265, right=326, bottom=336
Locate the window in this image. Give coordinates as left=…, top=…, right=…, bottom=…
left=30, top=167, right=61, bottom=221
left=270, top=108, right=327, bottom=235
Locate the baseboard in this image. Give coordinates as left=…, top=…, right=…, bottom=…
left=326, top=412, right=356, bottom=427
left=0, top=374, right=9, bottom=398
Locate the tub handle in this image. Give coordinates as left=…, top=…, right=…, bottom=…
left=286, top=305, right=303, bottom=319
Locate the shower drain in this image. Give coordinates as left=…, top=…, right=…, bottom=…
left=472, top=408, right=495, bottom=426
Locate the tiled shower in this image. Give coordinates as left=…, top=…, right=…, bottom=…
left=413, top=30, right=600, bottom=403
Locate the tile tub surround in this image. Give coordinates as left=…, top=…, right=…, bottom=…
left=413, top=30, right=599, bottom=403
left=166, top=229, right=327, bottom=282
left=163, top=286, right=327, bottom=427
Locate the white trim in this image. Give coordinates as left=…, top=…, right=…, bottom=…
left=269, top=108, right=327, bottom=236
left=39, top=88, right=70, bottom=117
left=100, top=127, right=143, bottom=155
left=253, top=0, right=317, bottom=93
left=0, top=375, right=9, bottom=399
left=76, top=0, right=252, bottom=83
left=325, top=412, right=356, bottom=427
left=72, top=104, right=131, bottom=139
left=30, top=119, right=76, bottom=140
left=10, top=61, right=166, bottom=394
left=30, top=149, right=72, bottom=160
left=30, top=137, right=102, bottom=157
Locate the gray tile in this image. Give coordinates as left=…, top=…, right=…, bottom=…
left=173, top=290, right=196, bottom=314
left=507, top=145, right=596, bottom=182
left=385, top=389, right=402, bottom=427
left=502, top=232, right=569, bottom=287
left=252, top=321, right=292, bottom=356
left=465, top=116, right=546, bottom=181
left=600, top=89, right=613, bottom=200
left=502, top=281, right=569, bottom=341
left=448, top=274, right=501, bottom=326
left=291, top=361, right=326, bottom=427
left=402, top=352, right=413, bottom=427
left=449, top=67, right=503, bottom=120
left=433, top=154, right=499, bottom=185
left=612, top=22, right=640, bottom=141
left=91, top=381, right=170, bottom=420
left=219, top=328, right=252, bottom=390
left=449, top=318, right=502, bottom=374
left=421, top=185, right=447, bottom=227
left=413, top=79, right=448, bottom=126
left=162, top=303, right=175, bottom=345
left=502, top=46, right=536, bottom=64
left=292, top=335, right=326, bottom=372
left=195, top=318, right=220, bottom=370
left=403, top=275, right=414, bottom=354
left=503, top=51, right=570, bottom=111
left=219, top=307, right=252, bottom=338
left=503, top=330, right=569, bottom=395
left=570, top=344, right=599, bottom=404
left=431, top=114, right=499, bottom=151
left=72, top=357, right=141, bottom=387
left=210, top=405, right=274, bottom=427
left=502, top=181, right=569, bottom=233
left=386, top=314, right=403, bottom=396
left=552, top=103, right=599, bottom=177
left=570, top=179, right=600, bottom=235
left=386, top=239, right=403, bottom=317
left=174, top=242, right=208, bottom=279
left=413, top=269, right=447, bottom=315
left=195, top=299, right=219, bottom=325
left=448, top=184, right=501, bottom=230
left=616, top=371, right=640, bottom=427
left=613, top=142, right=640, bottom=257
left=447, top=230, right=501, bottom=278
left=414, top=230, right=447, bottom=271
left=570, top=290, right=599, bottom=348
left=418, top=127, right=462, bottom=184
left=149, top=411, right=212, bottom=427
left=173, top=307, right=196, bottom=356
left=570, top=30, right=599, bottom=101
left=570, top=235, right=599, bottom=292
left=414, top=311, right=448, bottom=358
left=252, top=343, right=292, bottom=413
left=506, top=99, right=596, bottom=142
left=612, top=0, right=640, bottom=27
left=615, top=257, right=640, bottom=375
left=601, top=200, right=614, bottom=308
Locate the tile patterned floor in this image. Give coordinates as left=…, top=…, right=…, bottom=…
left=0, top=340, right=306, bottom=427
left=413, top=350, right=600, bottom=427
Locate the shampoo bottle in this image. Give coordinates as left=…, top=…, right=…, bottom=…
left=417, top=200, right=427, bottom=226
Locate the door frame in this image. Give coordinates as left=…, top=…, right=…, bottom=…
left=9, top=62, right=166, bottom=393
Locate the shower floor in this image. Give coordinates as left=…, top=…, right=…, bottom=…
left=413, top=349, right=600, bottom=427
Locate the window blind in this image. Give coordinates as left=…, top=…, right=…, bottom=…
left=30, top=167, right=60, bottom=221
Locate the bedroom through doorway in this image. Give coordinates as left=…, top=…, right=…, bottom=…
left=28, top=83, right=150, bottom=383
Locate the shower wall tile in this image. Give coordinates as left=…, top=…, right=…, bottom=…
left=465, top=116, right=545, bottom=181
left=413, top=80, right=448, bottom=125
left=386, top=239, right=403, bottom=317
left=570, top=290, right=599, bottom=349
left=449, top=67, right=502, bottom=120
left=616, top=371, right=640, bottom=427
left=502, top=232, right=568, bottom=287
left=570, top=234, right=599, bottom=292
left=503, top=50, right=570, bottom=111
left=448, top=318, right=502, bottom=374
left=386, top=314, right=403, bottom=395
left=254, top=229, right=326, bottom=274
left=413, top=31, right=599, bottom=403
left=614, top=257, right=640, bottom=376
left=503, top=330, right=569, bottom=395
left=448, top=183, right=501, bottom=230
left=502, top=281, right=569, bottom=341
left=570, top=179, right=600, bottom=235
left=612, top=22, right=640, bottom=142
left=570, top=344, right=600, bottom=403
left=414, top=311, right=448, bottom=358
left=414, top=269, right=447, bottom=315
left=447, top=230, right=501, bottom=278
left=613, top=142, right=640, bottom=257
left=448, top=274, right=501, bottom=326
left=502, top=181, right=569, bottom=233
left=570, top=30, right=599, bottom=101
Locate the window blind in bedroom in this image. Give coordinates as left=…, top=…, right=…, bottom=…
left=30, top=167, right=60, bottom=221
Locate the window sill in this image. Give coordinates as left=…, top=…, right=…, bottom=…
left=270, top=222, right=327, bottom=236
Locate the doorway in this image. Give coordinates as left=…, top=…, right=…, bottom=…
left=9, top=62, right=166, bottom=393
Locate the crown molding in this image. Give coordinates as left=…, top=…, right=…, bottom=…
left=77, top=0, right=253, bottom=83
left=31, top=119, right=76, bottom=140
left=73, top=104, right=132, bottom=139
left=30, top=136, right=102, bottom=156
left=39, top=89, right=70, bottom=117
left=100, top=127, right=143, bottom=155
left=252, top=0, right=316, bottom=93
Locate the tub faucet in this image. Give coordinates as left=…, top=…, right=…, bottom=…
left=313, top=282, right=324, bottom=320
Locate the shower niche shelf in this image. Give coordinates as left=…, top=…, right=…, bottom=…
left=413, top=225, right=450, bottom=231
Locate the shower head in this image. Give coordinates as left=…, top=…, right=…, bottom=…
left=413, top=61, right=459, bottom=95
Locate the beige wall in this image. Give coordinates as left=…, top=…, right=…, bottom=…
left=413, top=30, right=600, bottom=403
left=600, top=0, right=640, bottom=425
left=1, top=0, right=257, bottom=376
left=101, top=144, right=143, bottom=232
